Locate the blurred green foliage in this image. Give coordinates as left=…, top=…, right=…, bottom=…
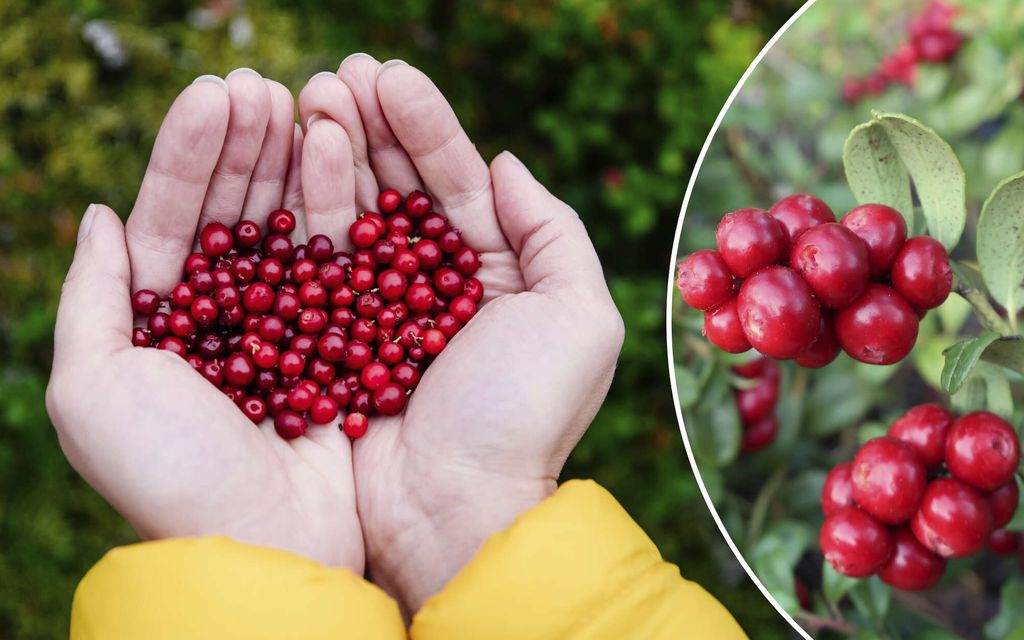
left=676, top=0, right=1024, bottom=638
left=0, top=0, right=804, bottom=637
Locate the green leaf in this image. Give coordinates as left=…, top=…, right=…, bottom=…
left=952, top=375, right=988, bottom=415
left=689, top=372, right=742, bottom=467
left=986, top=579, right=1024, bottom=640
left=941, top=331, right=1002, bottom=394
left=843, top=121, right=913, bottom=226
left=874, top=112, right=967, bottom=251
left=675, top=364, right=700, bottom=410
left=981, top=337, right=1024, bottom=375
left=848, top=576, right=891, bottom=624
left=975, top=362, right=1014, bottom=421
left=822, top=562, right=859, bottom=605
left=978, top=171, right=1024, bottom=322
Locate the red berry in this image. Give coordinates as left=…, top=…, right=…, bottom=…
left=835, top=284, right=919, bottom=365
left=343, top=412, right=369, bottom=438
left=350, top=218, right=381, bottom=249
left=184, top=253, right=211, bottom=275
left=307, top=235, right=334, bottom=263
left=715, top=208, right=786, bottom=278
left=676, top=250, right=734, bottom=311
left=794, top=313, right=841, bottom=368
left=190, top=296, right=219, bottom=328
left=241, top=396, right=267, bottom=423
left=393, top=249, right=420, bottom=274
left=298, top=280, right=327, bottom=308
left=343, top=341, right=373, bottom=370
left=243, top=282, right=275, bottom=314
left=452, top=246, right=481, bottom=276
left=768, top=194, right=835, bottom=250
left=378, top=189, right=402, bottom=214
left=741, top=416, right=777, bottom=452
left=148, top=312, right=170, bottom=338
left=223, top=353, right=256, bottom=387
left=449, top=296, right=477, bottom=324
left=199, top=222, right=234, bottom=257
left=463, top=277, right=484, bottom=302
left=422, top=328, right=446, bottom=356
left=168, top=309, right=196, bottom=337
left=703, top=297, right=750, bottom=354
left=988, top=529, right=1020, bottom=556
left=373, top=382, right=408, bottom=415
left=405, top=283, right=436, bottom=314
left=735, top=370, right=779, bottom=424
left=268, top=209, right=296, bottom=234
left=789, top=223, right=869, bottom=309
left=891, top=236, right=952, bottom=311
left=822, top=463, right=855, bottom=517
left=258, top=258, right=285, bottom=285
left=433, top=267, right=465, bottom=299
left=131, top=289, right=160, bottom=315
left=360, top=362, right=391, bottom=391
left=413, top=239, right=442, bottom=270
left=233, top=220, right=262, bottom=248
left=170, top=282, right=196, bottom=309
left=158, top=336, right=188, bottom=357
left=132, top=327, right=151, bottom=347
left=190, top=270, right=215, bottom=294
left=990, top=481, right=1019, bottom=529
left=308, top=396, right=339, bottom=425
left=274, top=410, right=307, bottom=440
left=820, top=506, right=892, bottom=578
left=851, top=437, right=927, bottom=525
left=737, top=266, right=821, bottom=359
left=253, top=342, right=279, bottom=369
left=264, top=234, right=294, bottom=263
left=199, top=360, right=224, bottom=387
left=912, top=477, right=992, bottom=558
left=405, top=190, right=432, bottom=217
left=392, top=363, right=421, bottom=390
left=887, top=404, right=954, bottom=469
left=840, top=204, right=907, bottom=277
left=945, top=411, right=1020, bottom=491
left=878, top=527, right=945, bottom=591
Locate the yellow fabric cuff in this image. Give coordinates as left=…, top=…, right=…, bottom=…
left=70, top=536, right=404, bottom=640
left=410, top=479, right=747, bottom=640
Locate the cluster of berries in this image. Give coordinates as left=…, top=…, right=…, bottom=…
left=843, top=1, right=963, bottom=104
left=732, top=358, right=781, bottom=453
left=676, top=195, right=951, bottom=367
left=129, top=190, right=483, bottom=440
left=820, top=405, right=1021, bottom=590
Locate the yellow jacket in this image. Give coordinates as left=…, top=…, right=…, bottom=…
left=71, top=480, right=746, bottom=639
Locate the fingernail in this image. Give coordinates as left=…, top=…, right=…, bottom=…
left=309, top=70, right=337, bottom=82
left=192, top=74, right=228, bottom=90
left=502, top=151, right=529, bottom=171
left=341, top=52, right=377, bottom=67
left=305, top=112, right=325, bottom=130
left=226, top=67, right=262, bottom=80
left=78, top=204, right=97, bottom=243
left=376, top=59, right=408, bottom=77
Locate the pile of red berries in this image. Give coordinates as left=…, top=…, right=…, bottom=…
left=820, top=405, right=1021, bottom=590
left=676, top=195, right=951, bottom=367
left=733, top=358, right=780, bottom=453
left=842, top=0, right=962, bottom=104
left=129, top=190, right=483, bottom=440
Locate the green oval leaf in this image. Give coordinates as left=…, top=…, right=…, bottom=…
left=843, top=121, right=913, bottom=228
left=941, top=331, right=1002, bottom=394
left=981, top=337, right=1024, bottom=375
left=978, top=171, right=1024, bottom=321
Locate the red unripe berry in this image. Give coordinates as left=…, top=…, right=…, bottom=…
left=911, top=477, right=992, bottom=558
left=768, top=194, right=835, bottom=251
left=200, top=222, right=234, bottom=257
left=703, top=297, right=750, bottom=354
left=268, top=209, right=296, bottom=234
left=343, top=412, right=369, bottom=438
left=737, top=266, right=821, bottom=359
left=851, top=437, right=927, bottom=525
left=820, top=506, right=893, bottom=578
left=274, top=410, right=307, bottom=440
left=741, top=415, right=777, bottom=452
left=822, top=463, right=855, bottom=517
left=945, top=411, right=1020, bottom=491
left=840, top=204, right=908, bottom=276
left=891, top=236, right=952, bottom=311
left=789, top=223, right=869, bottom=309
left=887, top=403, right=954, bottom=469
left=878, top=526, right=945, bottom=591
left=676, top=250, right=734, bottom=311
left=131, top=289, right=160, bottom=315
left=715, top=208, right=786, bottom=278
left=835, top=284, right=918, bottom=365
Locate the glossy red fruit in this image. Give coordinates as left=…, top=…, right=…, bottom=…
left=891, top=236, right=952, bottom=311
left=349, top=218, right=381, bottom=249
left=820, top=506, right=893, bottom=578
left=840, top=204, right=908, bottom=276
left=911, top=477, right=992, bottom=558
left=131, top=289, right=161, bottom=315
left=735, top=372, right=779, bottom=424
left=794, top=313, right=841, bottom=368
left=852, top=437, right=927, bottom=525
left=274, top=410, right=307, bottom=440
left=887, top=404, right=954, bottom=469
left=373, top=382, right=407, bottom=415
left=945, top=411, right=1020, bottom=491
left=405, top=191, right=432, bottom=217
left=741, top=416, right=777, bottom=452
left=132, top=328, right=151, bottom=347
left=378, top=189, right=402, bottom=214
left=835, top=284, right=919, bottom=365
left=715, top=208, right=786, bottom=278
left=233, top=220, right=262, bottom=248
left=878, top=526, right=946, bottom=591
left=737, top=266, right=821, bottom=359
left=768, top=194, right=835, bottom=250
left=224, top=353, right=256, bottom=387
left=241, top=396, right=267, bottom=424
left=343, top=412, right=369, bottom=438
left=268, top=209, right=296, bottom=234
left=789, top=223, right=869, bottom=309
left=703, top=297, right=750, bottom=354
left=988, top=529, right=1020, bottom=556
left=822, top=463, right=855, bottom=517
left=676, top=250, right=734, bottom=311
left=309, top=396, right=339, bottom=425
left=990, top=481, right=1019, bottom=529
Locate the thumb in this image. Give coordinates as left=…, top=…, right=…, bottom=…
left=53, top=204, right=133, bottom=371
left=490, top=151, right=609, bottom=301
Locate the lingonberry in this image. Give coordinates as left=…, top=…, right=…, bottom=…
left=768, top=194, right=835, bottom=251
left=278, top=350, right=305, bottom=377
left=405, top=283, right=436, bottom=314
left=378, top=341, right=405, bottom=365
left=255, top=370, right=278, bottom=393
left=241, top=396, right=267, bottom=423
left=741, top=416, right=777, bottom=452
left=405, top=190, right=432, bottom=217
left=418, top=212, right=447, bottom=238
left=291, top=258, right=317, bottom=283
left=392, top=362, right=421, bottom=390
left=343, top=341, right=373, bottom=370
left=737, top=266, right=821, bottom=359
left=200, top=222, right=234, bottom=257
left=945, top=411, right=1020, bottom=491
left=387, top=230, right=409, bottom=249
left=912, top=477, right=992, bottom=558
left=350, top=318, right=377, bottom=343
left=822, top=463, right=855, bottom=517
left=132, top=328, right=151, bottom=347
left=360, top=362, right=391, bottom=391
left=378, top=271, right=408, bottom=303
left=449, top=295, right=476, bottom=324
left=878, top=526, right=946, bottom=591
left=393, top=249, right=420, bottom=275
left=343, top=412, right=369, bottom=438
left=990, top=481, right=1019, bottom=529
left=887, top=403, right=954, bottom=469
left=734, top=369, right=779, bottom=424
left=439, top=228, right=462, bottom=254
left=835, top=284, right=918, bottom=365
left=170, top=282, right=196, bottom=309
left=233, top=220, right=262, bottom=248
left=354, top=250, right=376, bottom=269
left=268, top=209, right=296, bottom=234
left=789, top=223, right=869, bottom=309
left=434, top=313, right=462, bottom=339
left=257, top=258, right=285, bottom=285
left=211, top=268, right=233, bottom=289
left=215, top=285, right=241, bottom=309
left=224, top=353, right=256, bottom=387
left=413, top=239, right=443, bottom=270
left=267, top=389, right=289, bottom=414
left=433, top=268, right=465, bottom=299
left=190, top=296, right=219, bottom=328
left=851, top=437, right=927, bottom=525
left=290, top=334, right=317, bottom=357
left=243, top=283, right=275, bottom=314
left=308, top=396, right=338, bottom=425
left=168, top=309, right=197, bottom=337
left=220, top=304, right=244, bottom=326
left=274, top=410, right=307, bottom=440
left=891, top=236, right=952, bottom=311
left=195, top=333, right=225, bottom=360
left=373, top=382, right=408, bottom=415
left=355, top=293, right=384, bottom=319
left=676, top=250, right=734, bottom=311
left=257, top=316, right=286, bottom=343
left=306, top=358, right=336, bottom=386
left=988, top=529, right=1020, bottom=556
left=452, top=247, right=481, bottom=276
left=297, top=308, right=328, bottom=334
left=463, top=277, right=484, bottom=303
left=794, top=314, right=841, bottom=368
left=148, top=312, right=170, bottom=338
left=350, top=266, right=376, bottom=292
left=840, top=204, right=908, bottom=277
left=422, top=328, right=446, bottom=356
left=184, top=253, right=211, bottom=275
left=264, top=234, right=294, bottom=263
left=362, top=212, right=386, bottom=236
left=131, top=289, right=161, bottom=315
left=316, top=333, right=346, bottom=363
left=158, top=336, right=188, bottom=357
left=318, top=263, right=345, bottom=290
left=328, top=286, right=355, bottom=309
left=307, top=234, right=334, bottom=263
left=715, top=208, right=786, bottom=278
left=253, top=343, right=279, bottom=369
left=298, top=281, right=327, bottom=308
left=350, top=389, right=372, bottom=414
left=820, top=506, right=893, bottom=578
left=200, top=360, right=225, bottom=387
left=703, top=297, right=751, bottom=354
left=350, top=218, right=381, bottom=249
left=286, top=384, right=316, bottom=412
left=378, top=189, right=402, bottom=214
left=372, top=240, right=396, bottom=264
left=190, top=270, right=215, bottom=294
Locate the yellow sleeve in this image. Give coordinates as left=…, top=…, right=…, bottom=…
left=70, top=536, right=405, bottom=640
left=410, top=479, right=747, bottom=640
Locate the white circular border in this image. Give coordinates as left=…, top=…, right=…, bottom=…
left=665, top=2, right=818, bottom=638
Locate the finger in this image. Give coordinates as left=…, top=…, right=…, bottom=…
left=376, top=62, right=509, bottom=252
left=125, top=77, right=229, bottom=294
left=298, top=71, right=378, bottom=212
left=301, top=118, right=357, bottom=247
left=491, top=152, right=609, bottom=300
left=198, top=68, right=272, bottom=230
left=240, top=80, right=296, bottom=224
left=281, top=124, right=307, bottom=237
left=336, top=54, right=422, bottom=195
left=54, top=205, right=132, bottom=371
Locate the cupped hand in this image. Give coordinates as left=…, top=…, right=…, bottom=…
left=46, top=69, right=365, bottom=571
left=299, top=57, right=624, bottom=613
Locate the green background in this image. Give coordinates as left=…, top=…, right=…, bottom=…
left=0, top=0, right=801, bottom=637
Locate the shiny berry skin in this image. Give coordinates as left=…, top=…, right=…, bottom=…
left=131, top=289, right=160, bottom=315
left=360, top=362, right=391, bottom=391
left=822, top=463, right=855, bottom=517
left=735, top=370, right=778, bottom=424
left=190, top=270, right=215, bottom=294
left=840, top=204, right=908, bottom=276
left=703, top=297, right=750, bottom=354
left=243, top=282, right=275, bottom=314
left=253, top=343, right=279, bottom=369
left=393, top=249, right=420, bottom=274
left=342, top=341, right=373, bottom=370
left=768, top=194, right=835, bottom=250
left=715, top=208, right=786, bottom=278
left=911, top=477, right=992, bottom=558
left=989, top=529, right=1020, bottom=556
left=405, top=283, right=436, bottom=314
left=438, top=229, right=462, bottom=253
left=741, top=416, right=777, bottom=452
left=990, top=481, right=1019, bottom=529
left=132, top=328, right=151, bottom=347
left=308, top=396, right=339, bottom=425
left=298, top=281, right=327, bottom=308
left=168, top=309, right=196, bottom=337
left=405, top=190, right=432, bottom=217
left=148, top=312, right=170, bottom=338
left=274, top=410, right=307, bottom=440
left=264, top=234, right=294, bottom=263
left=422, top=328, right=446, bottom=355
left=452, top=247, right=481, bottom=276
left=307, top=235, right=334, bottom=263
left=350, top=218, right=381, bottom=249
left=158, top=336, right=188, bottom=356
left=297, top=308, right=327, bottom=334
left=199, top=360, right=224, bottom=387
left=887, top=404, right=954, bottom=469
left=378, top=189, right=402, bottom=214
left=241, top=396, right=267, bottom=423
left=449, top=296, right=476, bottom=324
left=378, top=341, right=405, bottom=365
left=222, top=353, right=256, bottom=387
left=820, top=506, right=893, bottom=578
left=737, top=266, right=821, bottom=359
left=268, top=209, right=296, bottom=234
left=215, top=285, right=241, bottom=309
left=190, top=296, right=219, bottom=328
left=413, top=239, right=442, bottom=270
left=794, top=314, right=841, bottom=368
left=200, top=222, right=234, bottom=257
left=373, top=382, right=408, bottom=415
left=835, top=284, right=919, bottom=365
left=433, top=268, right=465, bottom=299
left=349, top=266, right=376, bottom=292
left=169, top=282, right=196, bottom=309
left=314, top=333, right=344, bottom=363
left=392, top=362, right=421, bottom=390
left=184, top=253, right=211, bottom=275
left=851, top=437, right=927, bottom=525
left=258, top=258, right=284, bottom=285
left=232, top=258, right=255, bottom=283
left=878, top=526, right=946, bottom=591
left=233, top=220, right=262, bottom=248
left=789, top=223, right=869, bottom=309
left=286, top=384, right=315, bottom=412
left=676, top=250, right=734, bottom=311
left=945, top=411, right=1020, bottom=491
left=891, top=236, right=952, bottom=311
left=343, top=412, right=369, bottom=438
left=463, top=277, right=484, bottom=302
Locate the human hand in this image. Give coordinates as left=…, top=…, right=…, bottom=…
left=46, top=69, right=365, bottom=571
